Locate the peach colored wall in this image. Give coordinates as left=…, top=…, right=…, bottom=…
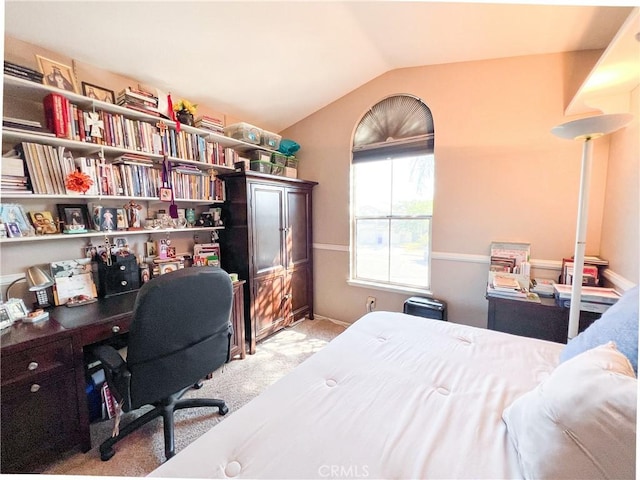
left=283, top=51, right=636, bottom=325
left=600, top=85, right=639, bottom=285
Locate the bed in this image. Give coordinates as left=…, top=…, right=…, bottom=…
left=150, top=290, right=638, bottom=479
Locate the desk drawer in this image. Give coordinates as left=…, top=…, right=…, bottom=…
left=81, top=317, right=131, bottom=346
left=1, top=338, right=73, bottom=385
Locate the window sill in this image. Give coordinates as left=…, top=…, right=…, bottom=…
left=347, top=279, right=431, bottom=297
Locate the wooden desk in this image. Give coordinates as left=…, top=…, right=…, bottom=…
left=0, top=281, right=245, bottom=473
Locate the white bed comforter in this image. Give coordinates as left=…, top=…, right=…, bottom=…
left=149, top=312, right=563, bottom=479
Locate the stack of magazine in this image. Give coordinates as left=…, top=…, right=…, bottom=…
left=486, top=241, right=539, bottom=302
left=553, top=284, right=621, bottom=313
left=487, top=271, right=540, bottom=302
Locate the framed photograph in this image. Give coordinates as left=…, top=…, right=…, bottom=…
left=5, top=298, right=28, bottom=321
left=6, top=222, right=21, bottom=238
left=100, top=207, right=118, bottom=231
left=0, top=203, right=34, bottom=236
left=81, top=81, right=115, bottom=104
left=116, top=208, right=128, bottom=230
left=56, top=204, right=90, bottom=234
left=35, top=55, right=78, bottom=93
left=145, top=240, right=157, bottom=257
left=159, top=261, right=181, bottom=275
left=29, top=211, right=59, bottom=234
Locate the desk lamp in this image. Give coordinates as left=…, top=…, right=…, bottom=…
left=26, top=266, right=54, bottom=308
left=551, top=113, right=633, bottom=340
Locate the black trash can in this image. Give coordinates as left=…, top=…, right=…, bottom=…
left=403, top=296, right=447, bottom=321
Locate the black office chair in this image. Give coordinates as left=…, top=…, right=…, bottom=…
left=91, top=266, right=233, bottom=461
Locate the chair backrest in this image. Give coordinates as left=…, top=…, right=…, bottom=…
left=126, top=266, right=233, bottom=408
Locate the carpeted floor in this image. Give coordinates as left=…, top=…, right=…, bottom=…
left=41, top=317, right=347, bottom=477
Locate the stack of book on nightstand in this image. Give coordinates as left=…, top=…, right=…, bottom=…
left=553, top=284, right=621, bottom=313
left=486, top=272, right=540, bottom=302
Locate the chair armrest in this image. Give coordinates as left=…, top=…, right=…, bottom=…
left=92, top=344, right=126, bottom=371
left=91, top=344, right=133, bottom=411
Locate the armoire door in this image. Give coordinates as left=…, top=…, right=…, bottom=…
left=250, top=184, right=286, bottom=276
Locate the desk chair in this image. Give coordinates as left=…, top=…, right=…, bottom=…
left=92, top=266, right=233, bottom=461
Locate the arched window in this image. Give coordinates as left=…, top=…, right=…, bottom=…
left=350, top=94, right=434, bottom=291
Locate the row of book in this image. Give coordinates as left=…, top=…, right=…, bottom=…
left=15, top=141, right=224, bottom=200
left=18, top=142, right=75, bottom=195
left=560, top=256, right=608, bottom=287
left=41, top=93, right=238, bottom=165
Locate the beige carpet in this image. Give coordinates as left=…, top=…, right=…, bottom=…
left=41, top=317, right=347, bottom=477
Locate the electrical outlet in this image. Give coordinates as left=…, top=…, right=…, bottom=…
left=366, top=296, right=376, bottom=312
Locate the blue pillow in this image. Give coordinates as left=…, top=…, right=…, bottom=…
left=560, top=286, right=639, bottom=374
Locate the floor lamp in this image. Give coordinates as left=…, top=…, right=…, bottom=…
left=551, top=113, right=633, bottom=340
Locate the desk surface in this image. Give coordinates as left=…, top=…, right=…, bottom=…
left=1, top=291, right=138, bottom=353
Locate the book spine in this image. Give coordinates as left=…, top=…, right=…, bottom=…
left=43, top=93, right=67, bottom=137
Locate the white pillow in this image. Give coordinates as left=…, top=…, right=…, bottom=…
left=502, top=342, right=637, bottom=480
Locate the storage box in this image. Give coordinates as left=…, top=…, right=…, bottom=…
left=271, top=152, right=287, bottom=165
left=250, top=160, right=272, bottom=174
left=224, top=122, right=261, bottom=145
left=284, top=167, right=298, bottom=178
left=249, top=150, right=272, bottom=162
left=261, top=130, right=282, bottom=150
left=285, top=157, right=298, bottom=168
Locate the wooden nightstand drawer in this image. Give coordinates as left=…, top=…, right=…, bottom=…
left=1, top=338, right=74, bottom=385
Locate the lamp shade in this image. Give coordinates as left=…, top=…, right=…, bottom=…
left=551, top=113, right=633, bottom=140
left=26, top=266, right=54, bottom=291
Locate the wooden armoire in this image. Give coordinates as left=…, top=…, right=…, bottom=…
left=219, top=172, right=317, bottom=354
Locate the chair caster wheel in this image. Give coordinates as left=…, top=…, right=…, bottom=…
left=219, top=404, right=229, bottom=415
left=100, top=448, right=115, bottom=461
left=193, top=381, right=203, bottom=389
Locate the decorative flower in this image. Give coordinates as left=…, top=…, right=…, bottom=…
left=65, top=171, right=93, bottom=194
left=173, top=99, right=197, bottom=115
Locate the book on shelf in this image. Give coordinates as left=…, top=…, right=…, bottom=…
left=489, top=242, right=531, bottom=277
left=560, top=256, right=608, bottom=286
left=552, top=284, right=621, bottom=305
left=4, top=61, right=43, bottom=82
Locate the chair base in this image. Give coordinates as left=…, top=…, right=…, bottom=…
left=99, top=390, right=228, bottom=462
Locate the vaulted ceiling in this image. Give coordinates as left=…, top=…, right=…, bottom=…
left=4, top=1, right=634, bottom=132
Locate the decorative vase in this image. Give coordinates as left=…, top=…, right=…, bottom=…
left=177, top=111, right=194, bottom=126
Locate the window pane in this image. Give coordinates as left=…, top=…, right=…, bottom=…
left=355, top=219, right=389, bottom=282
left=391, top=155, right=434, bottom=216
left=389, top=218, right=430, bottom=287
left=353, top=161, right=391, bottom=216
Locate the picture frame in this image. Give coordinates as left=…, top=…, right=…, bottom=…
left=159, top=261, right=181, bottom=275
left=116, top=208, right=128, bottom=230
left=6, top=222, right=22, bottom=238
left=35, top=55, right=78, bottom=93
left=100, top=207, right=118, bottom=231
left=81, top=81, right=115, bottom=104
left=29, top=210, right=59, bottom=235
left=0, top=203, right=34, bottom=236
left=56, top=204, right=90, bottom=234
left=5, top=298, right=29, bottom=321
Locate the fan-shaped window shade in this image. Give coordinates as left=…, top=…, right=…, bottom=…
left=353, top=95, right=434, bottom=163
